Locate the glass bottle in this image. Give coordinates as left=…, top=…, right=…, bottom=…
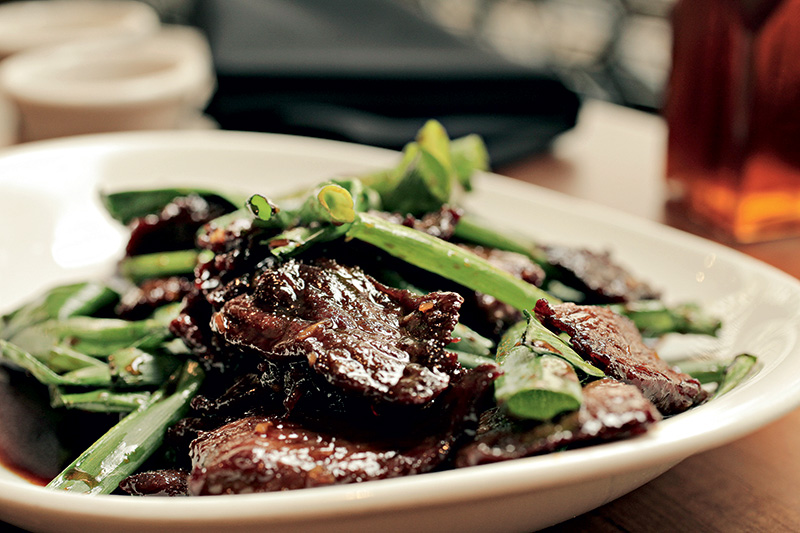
left=665, top=0, right=800, bottom=242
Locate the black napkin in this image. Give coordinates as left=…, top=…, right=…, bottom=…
left=190, top=0, right=581, bottom=166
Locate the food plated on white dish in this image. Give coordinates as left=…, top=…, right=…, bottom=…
left=0, top=129, right=798, bottom=533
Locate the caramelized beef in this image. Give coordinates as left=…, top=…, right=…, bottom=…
left=195, top=233, right=278, bottom=303
left=189, top=372, right=278, bottom=419
left=462, top=245, right=546, bottom=287
left=455, top=378, right=661, bottom=467
left=188, top=365, right=497, bottom=494
left=188, top=416, right=441, bottom=494
left=125, top=195, right=231, bottom=256
left=535, top=300, right=708, bottom=414
left=115, top=276, right=194, bottom=320
left=196, top=216, right=253, bottom=254
left=170, top=290, right=217, bottom=364
left=119, top=469, right=189, bottom=496
left=543, top=245, right=660, bottom=303
left=167, top=417, right=221, bottom=456
left=211, top=259, right=463, bottom=405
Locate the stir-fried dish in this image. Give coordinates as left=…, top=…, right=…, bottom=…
left=0, top=122, right=756, bottom=496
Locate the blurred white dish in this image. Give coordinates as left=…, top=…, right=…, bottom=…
left=0, top=130, right=799, bottom=533
left=0, top=0, right=159, bottom=60
left=0, top=24, right=215, bottom=143
left=0, top=92, right=15, bottom=147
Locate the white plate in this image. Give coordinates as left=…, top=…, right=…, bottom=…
left=1, top=130, right=799, bottom=533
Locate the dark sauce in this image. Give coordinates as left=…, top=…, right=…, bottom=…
left=0, top=366, right=118, bottom=486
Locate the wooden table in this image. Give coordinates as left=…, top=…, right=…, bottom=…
left=498, top=100, right=800, bottom=532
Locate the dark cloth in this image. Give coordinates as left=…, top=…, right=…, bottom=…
left=190, top=0, right=581, bottom=165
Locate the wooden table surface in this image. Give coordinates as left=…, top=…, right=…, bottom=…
left=498, top=100, right=800, bottom=532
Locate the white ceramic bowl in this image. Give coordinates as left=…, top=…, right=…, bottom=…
left=0, top=0, right=160, bottom=59
left=0, top=131, right=799, bottom=532
left=0, top=25, right=215, bottom=142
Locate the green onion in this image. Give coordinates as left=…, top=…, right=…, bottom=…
left=47, top=361, right=204, bottom=494
left=2, top=282, right=118, bottom=340
left=119, top=249, right=201, bottom=283
left=493, top=317, right=584, bottom=421
left=50, top=388, right=152, bottom=413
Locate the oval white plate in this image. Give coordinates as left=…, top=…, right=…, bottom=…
left=1, top=130, right=799, bottom=533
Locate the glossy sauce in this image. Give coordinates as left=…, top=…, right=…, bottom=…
left=0, top=367, right=63, bottom=485
left=0, top=367, right=115, bottom=487
left=666, top=0, right=800, bottom=242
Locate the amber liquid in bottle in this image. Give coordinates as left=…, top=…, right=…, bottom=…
left=665, top=0, right=800, bottom=242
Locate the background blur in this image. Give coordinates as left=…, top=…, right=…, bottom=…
left=135, top=0, right=675, bottom=113
left=0, top=0, right=677, bottom=162
left=399, top=0, right=674, bottom=113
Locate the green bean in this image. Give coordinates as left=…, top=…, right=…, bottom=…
left=47, top=361, right=204, bottom=494
left=453, top=214, right=548, bottom=264
left=715, top=354, right=758, bottom=397
left=50, top=388, right=152, bottom=413
left=2, top=282, right=118, bottom=340
left=245, top=194, right=280, bottom=222
left=358, top=120, right=468, bottom=215
left=672, top=358, right=729, bottom=384
left=450, top=323, right=495, bottom=358
left=58, top=365, right=114, bottom=385
left=496, top=320, right=527, bottom=359
left=0, top=340, right=110, bottom=387
left=101, top=188, right=243, bottom=225
left=119, top=249, right=202, bottom=283
left=672, top=353, right=758, bottom=397
left=31, top=345, right=108, bottom=374
left=348, top=211, right=557, bottom=312
left=453, top=350, right=498, bottom=370
left=609, top=301, right=722, bottom=337
left=520, top=314, right=604, bottom=378
left=377, top=144, right=452, bottom=216
left=450, top=133, right=489, bottom=191
left=493, top=317, right=584, bottom=421
left=10, top=316, right=171, bottom=358
left=108, top=347, right=182, bottom=389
